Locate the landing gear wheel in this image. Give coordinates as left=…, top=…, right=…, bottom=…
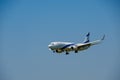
left=66, top=52, right=69, bottom=55
left=75, top=50, right=78, bottom=53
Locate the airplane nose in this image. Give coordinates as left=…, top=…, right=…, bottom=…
left=48, top=45, right=51, bottom=48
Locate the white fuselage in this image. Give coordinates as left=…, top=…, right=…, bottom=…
left=48, top=42, right=89, bottom=53
left=48, top=42, right=74, bottom=50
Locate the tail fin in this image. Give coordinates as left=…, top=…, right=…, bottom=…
left=83, top=32, right=90, bottom=43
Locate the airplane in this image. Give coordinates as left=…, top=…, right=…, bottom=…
left=48, top=32, right=105, bottom=55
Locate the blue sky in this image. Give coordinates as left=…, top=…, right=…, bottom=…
left=1, top=0, right=120, bottom=80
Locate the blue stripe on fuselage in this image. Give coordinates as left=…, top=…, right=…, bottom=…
left=61, top=44, right=75, bottom=49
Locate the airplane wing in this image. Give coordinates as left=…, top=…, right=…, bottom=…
left=76, top=35, right=105, bottom=51
left=89, top=34, right=105, bottom=45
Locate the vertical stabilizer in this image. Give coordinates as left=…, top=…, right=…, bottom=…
left=83, top=32, right=90, bottom=43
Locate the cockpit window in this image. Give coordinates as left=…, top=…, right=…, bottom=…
left=51, top=42, right=55, bottom=45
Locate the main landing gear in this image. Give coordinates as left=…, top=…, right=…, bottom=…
left=66, top=52, right=69, bottom=55
left=75, top=50, right=78, bottom=53
left=65, top=50, right=78, bottom=55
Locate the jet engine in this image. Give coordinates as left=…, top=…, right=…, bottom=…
left=70, top=45, right=77, bottom=50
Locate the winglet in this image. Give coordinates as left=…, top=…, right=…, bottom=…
left=101, top=35, right=105, bottom=40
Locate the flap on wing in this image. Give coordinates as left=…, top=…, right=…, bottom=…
left=89, top=40, right=102, bottom=45
left=76, top=43, right=91, bottom=49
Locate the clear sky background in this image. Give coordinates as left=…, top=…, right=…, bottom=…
left=0, top=0, right=120, bottom=80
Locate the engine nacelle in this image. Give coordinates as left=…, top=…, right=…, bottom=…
left=71, top=45, right=77, bottom=50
